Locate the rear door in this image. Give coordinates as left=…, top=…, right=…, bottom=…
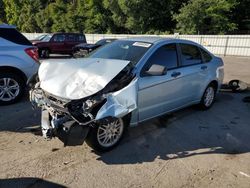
left=177, top=43, right=208, bottom=102
left=65, top=34, right=87, bottom=54
left=64, top=34, right=77, bottom=53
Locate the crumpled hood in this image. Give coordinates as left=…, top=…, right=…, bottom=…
left=38, top=58, right=130, bottom=100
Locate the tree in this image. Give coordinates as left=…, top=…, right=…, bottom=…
left=174, top=0, right=237, bottom=34
left=48, top=0, right=68, bottom=32
left=84, top=0, right=112, bottom=33
left=17, top=0, right=42, bottom=32
left=0, top=0, right=247, bottom=34
left=35, top=6, right=53, bottom=33
left=104, top=0, right=174, bottom=34
left=232, top=0, right=250, bottom=33
left=103, top=0, right=128, bottom=33
left=2, top=0, right=21, bottom=26
left=0, top=0, right=6, bottom=23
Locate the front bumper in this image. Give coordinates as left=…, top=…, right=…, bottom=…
left=30, top=86, right=93, bottom=144
left=40, top=108, right=90, bottom=145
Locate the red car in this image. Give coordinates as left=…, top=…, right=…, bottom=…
left=32, top=33, right=86, bottom=58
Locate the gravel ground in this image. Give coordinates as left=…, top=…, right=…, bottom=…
left=0, top=56, right=250, bottom=188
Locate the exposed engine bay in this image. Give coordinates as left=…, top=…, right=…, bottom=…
left=29, top=59, right=137, bottom=145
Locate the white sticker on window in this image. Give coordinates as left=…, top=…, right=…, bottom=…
left=132, top=42, right=151, bottom=48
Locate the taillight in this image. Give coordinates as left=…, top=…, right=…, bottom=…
left=25, top=47, right=40, bottom=63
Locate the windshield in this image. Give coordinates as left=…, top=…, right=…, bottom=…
left=34, top=34, right=47, bottom=41
left=95, top=39, right=105, bottom=46
left=42, top=34, right=52, bottom=42
left=88, top=40, right=152, bottom=64
left=95, top=39, right=114, bottom=46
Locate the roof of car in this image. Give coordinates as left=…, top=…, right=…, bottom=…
left=0, top=24, right=16, bottom=29
left=52, top=32, right=84, bottom=35
left=99, top=38, right=117, bottom=41
left=121, top=36, right=202, bottom=47
left=122, top=36, right=175, bottom=44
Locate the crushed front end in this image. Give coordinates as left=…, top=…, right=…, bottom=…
left=29, top=58, right=137, bottom=146
left=30, top=83, right=105, bottom=144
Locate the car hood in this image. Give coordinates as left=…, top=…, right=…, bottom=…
left=38, top=58, right=130, bottom=100
left=32, top=41, right=48, bottom=46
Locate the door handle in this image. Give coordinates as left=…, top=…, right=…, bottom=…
left=171, top=72, right=181, bottom=78
left=201, top=65, right=208, bottom=70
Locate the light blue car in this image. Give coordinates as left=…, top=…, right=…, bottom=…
left=0, top=24, right=39, bottom=105
left=30, top=37, right=224, bottom=152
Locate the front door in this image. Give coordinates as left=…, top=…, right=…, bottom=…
left=50, top=34, right=66, bottom=53
left=138, top=43, right=185, bottom=121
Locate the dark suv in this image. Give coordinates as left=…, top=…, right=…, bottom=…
left=32, top=33, right=86, bottom=58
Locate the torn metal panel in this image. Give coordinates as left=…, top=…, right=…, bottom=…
left=96, top=79, right=138, bottom=120
left=38, top=58, right=130, bottom=100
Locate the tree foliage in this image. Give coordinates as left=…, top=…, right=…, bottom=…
left=231, top=0, right=250, bottom=33
left=0, top=0, right=5, bottom=23
left=174, top=0, right=237, bottom=34
left=0, top=0, right=248, bottom=34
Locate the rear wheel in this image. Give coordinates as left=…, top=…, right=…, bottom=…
left=0, top=72, right=25, bottom=105
left=199, top=84, right=216, bottom=110
left=86, top=117, right=126, bottom=152
left=39, top=49, right=50, bottom=58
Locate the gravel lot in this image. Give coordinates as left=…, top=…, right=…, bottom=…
left=0, top=56, right=250, bottom=188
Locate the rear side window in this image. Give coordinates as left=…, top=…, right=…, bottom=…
left=180, top=43, right=202, bottom=66
left=67, top=34, right=76, bottom=41
left=0, top=28, right=31, bottom=45
left=78, top=34, right=86, bottom=42
left=200, top=48, right=212, bottom=62
left=146, top=44, right=178, bottom=70
left=52, top=34, right=65, bottom=42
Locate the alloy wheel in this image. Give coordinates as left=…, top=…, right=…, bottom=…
left=97, top=118, right=124, bottom=148
left=204, top=86, right=215, bottom=107
left=0, top=78, right=20, bottom=102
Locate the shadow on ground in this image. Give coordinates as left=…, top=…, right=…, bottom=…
left=1, top=91, right=250, bottom=165
left=0, top=95, right=41, bottom=133
left=0, top=177, right=66, bottom=188
left=96, top=91, right=250, bottom=164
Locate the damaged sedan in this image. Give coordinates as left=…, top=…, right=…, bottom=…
left=30, top=37, right=224, bottom=151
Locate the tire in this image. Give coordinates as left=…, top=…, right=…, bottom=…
left=39, top=48, right=50, bottom=58
left=0, top=72, right=25, bottom=105
left=86, top=117, right=127, bottom=152
left=199, top=83, right=216, bottom=110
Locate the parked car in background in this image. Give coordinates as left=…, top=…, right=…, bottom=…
left=32, top=33, right=86, bottom=58
left=0, top=24, right=39, bottom=105
left=30, top=34, right=49, bottom=43
left=30, top=37, right=224, bottom=151
left=73, top=38, right=116, bottom=57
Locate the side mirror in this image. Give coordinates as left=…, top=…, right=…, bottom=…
left=145, top=64, right=167, bottom=76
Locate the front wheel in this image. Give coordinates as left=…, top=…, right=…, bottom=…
left=86, top=117, right=126, bottom=152
left=199, top=84, right=216, bottom=110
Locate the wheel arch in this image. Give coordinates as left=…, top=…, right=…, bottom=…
left=209, top=80, right=219, bottom=92
left=38, top=47, right=51, bottom=54
left=0, top=66, right=27, bottom=83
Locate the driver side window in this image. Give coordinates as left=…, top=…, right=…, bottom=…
left=145, top=43, right=178, bottom=71
left=53, top=34, right=65, bottom=42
